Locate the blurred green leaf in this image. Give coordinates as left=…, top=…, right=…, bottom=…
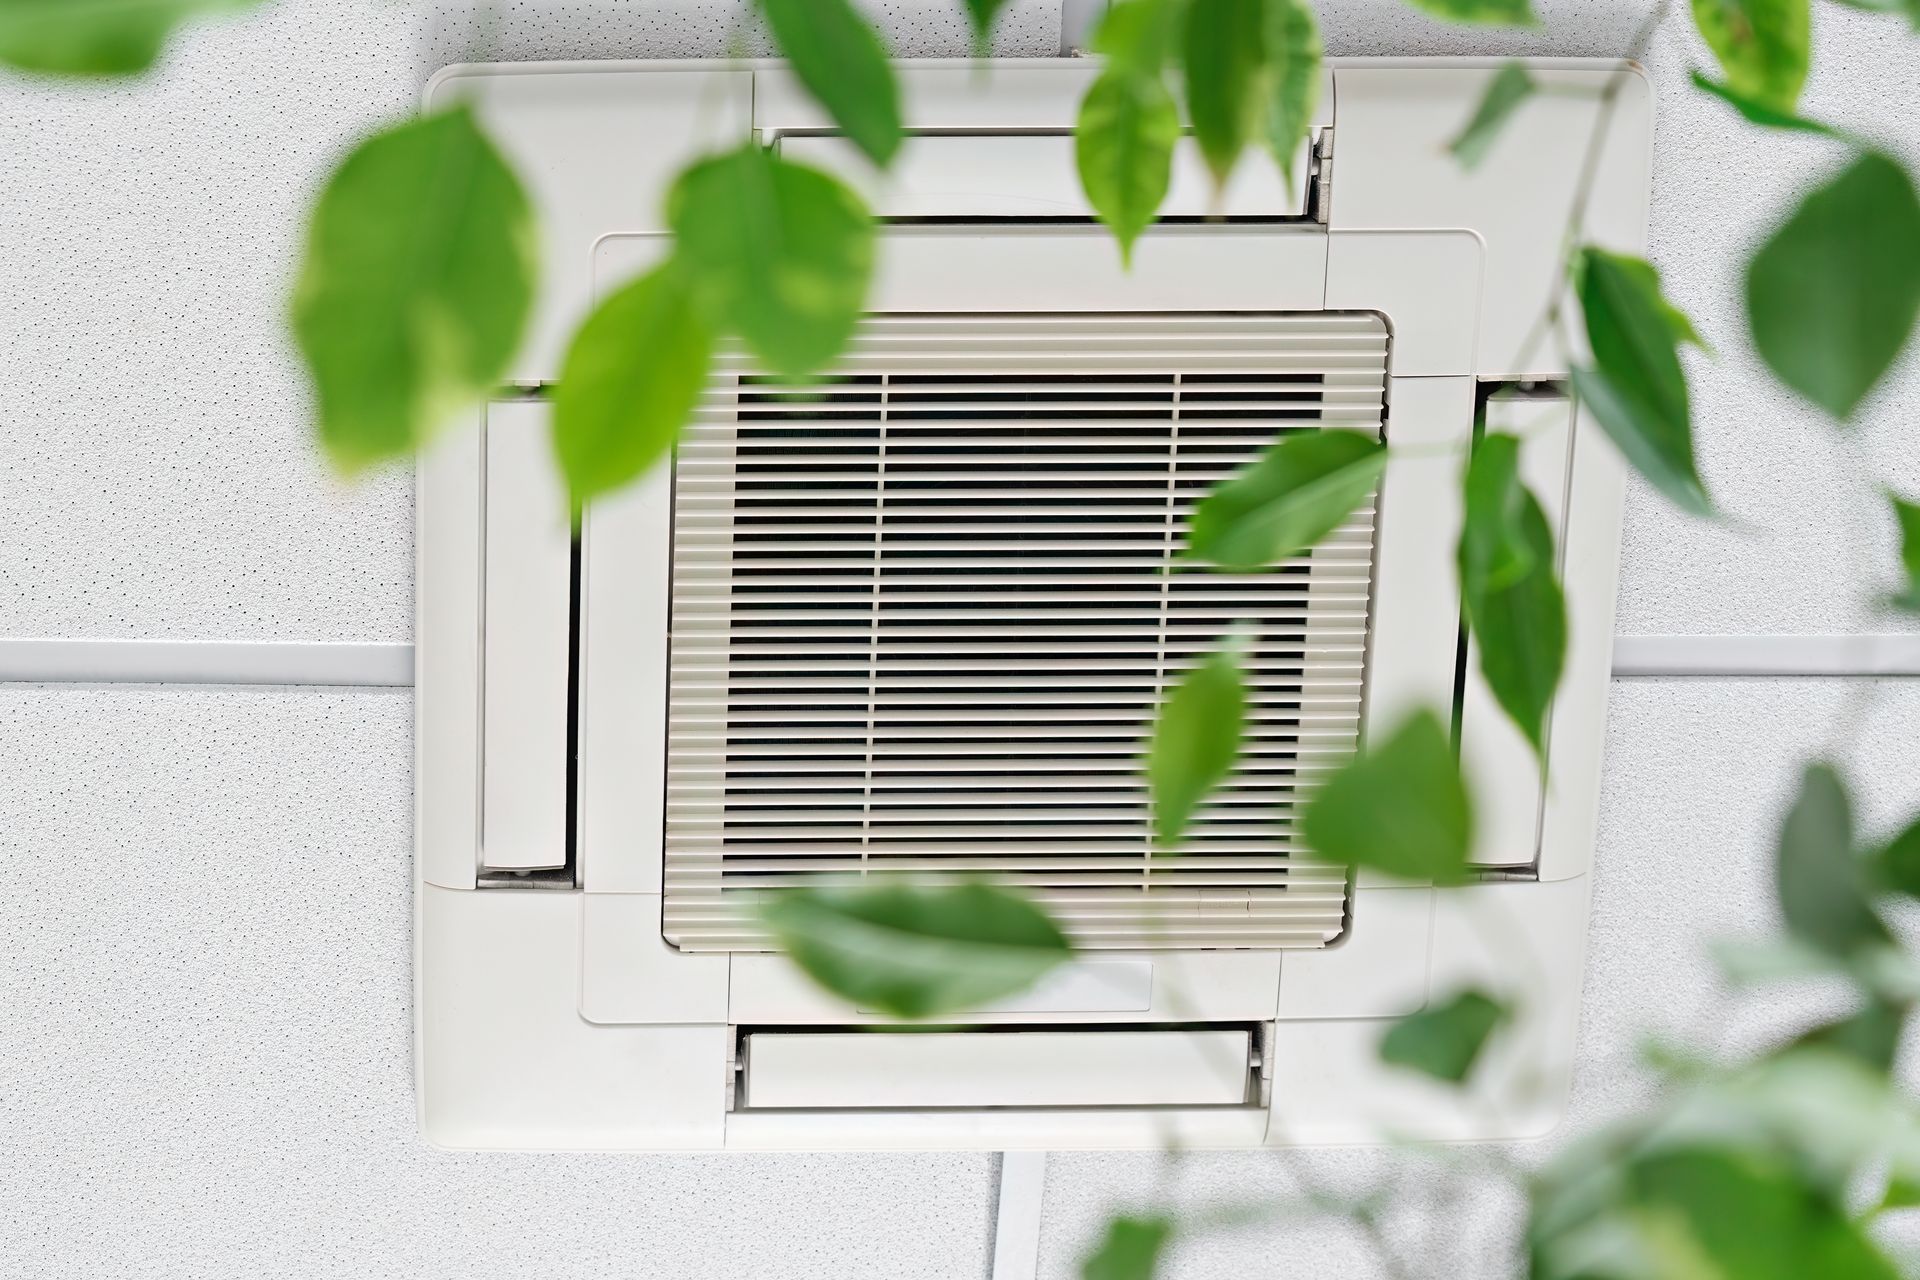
left=1381, top=989, right=1510, bottom=1083
left=1690, top=0, right=1811, bottom=112
left=1573, top=248, right=1714, bottom=516
left=669, top=144, right=874, bottom=378
left=759, top=880, right=1070, bottom=1019
left=1869, top=811, right=1920, bottom=896
left=758, top=0, right=901, bottom=168
left=1302, top=708, right=1473, bottom=883
left=1788, top=1000, right=1907, bottom=1072
left=1449, top=61, right=1536, bottom=169
left=1829, top=0, right=1920, bottom=25
left=0, top=0, right=259, bottom=74
left=1092, top=0, right=1182, bottom=74
left=1460, top=432, right=1567, bottom=757
left=1182, top=0, right=1268, bottom=188
left=1148, top=636, right=1248, bottom=847
left=1777, top=764, right=1890, bottom=960
left=1185, top=429, right=1387, bottom=570
left=292, top=106, right=536, bottom=474
left=1077, top=70, right=1180, bottom=266
left=960, top=0, right=1013, bottom=51
left=1875, top=1174, right=1920, bottom=1214
left=1401, top=0, right=1540, bottom=25
left=1082, top=1215, right=1173, bottom=1280
left=1261, top=0, right=1321, bottom=195
left=1884, top=493, right=1920, bottom=613
left=1745, top=151, right=1920, bottom=421
left=1690, top=68, right=1837, bottom=134
left=551, top=260, right=714, bottom=514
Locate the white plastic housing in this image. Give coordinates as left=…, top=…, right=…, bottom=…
left=415, top=57, right=1652, bottom=1152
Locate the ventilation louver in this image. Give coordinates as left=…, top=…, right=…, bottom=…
left=662, top=313, right=1389, bottom=951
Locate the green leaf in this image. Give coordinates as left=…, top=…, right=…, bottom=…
left=1449, top=61, right=1537, bottom=169
left=1573, top=248, right=1714, bottom=516
left=758, top=880, right=1071, bottom=1019
left=1875, top=1174, right=1920, bottom=1214
left=551, top=261, right=715, bottom=513
left=1261, top=0, right=1321, bottom=195
left=1827, top=0, right=1920, bottom=26
left=291, top=107, right=537, bottom=474
left=960, top=0, right=1013, bottom=52
left=1745, top=151, right=1920, bottom=421
left=1776, top=763, right=1890, bottom=960
left=1181, top=0, right=1268, bottom=188
left=1380, top=989, right=1510, bottom=1083
left=1888, top=494, right=1920, bottom=612
left=757, top=0, right=902, bottom=168
left=0, top=0, right=259, bottom=75
left=1788, top=1000, right=1908, bottom=1072
left=1690, top=68, right=1837, bottom=135
left=1869, top=812, right=1920, bottom=896
left=1082, top=1215, right=1173, bottom=1280
left=1093, top=0, right=1182, bottom=75
left=1148, top=636, right=1249, bottom=847
left=669, top=144, right=874, bottom=378
left=1185, top=428, right=1387, bottom=570
left=1689, top=0, right=1811, bottom=113
left=1077, top=71, right=1180, bottom=266
left=1459, top=432, right=1567, bottom=756
left=1400, top=0, right=1541, bottom=25
left=1301, top=708, right=1473, bottom=883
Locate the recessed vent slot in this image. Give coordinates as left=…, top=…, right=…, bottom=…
left=664, top=313, right=1389, bottom=951
left=737, top=1024, right=1261, bottom=1110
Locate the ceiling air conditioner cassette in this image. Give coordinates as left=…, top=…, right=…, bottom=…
left=415, top=57, right=1651, bottom=1152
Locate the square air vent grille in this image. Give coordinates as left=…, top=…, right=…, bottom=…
left=663, top=313, right=1388, bottom=952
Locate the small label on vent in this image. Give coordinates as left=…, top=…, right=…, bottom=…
left=664, top=313, right=1389, bottom=952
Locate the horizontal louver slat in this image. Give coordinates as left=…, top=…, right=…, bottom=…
left=662, top=312, right=1387, bottom=953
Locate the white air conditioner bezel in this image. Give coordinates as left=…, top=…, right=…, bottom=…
left=414, top=57, right=1652, bottom=1152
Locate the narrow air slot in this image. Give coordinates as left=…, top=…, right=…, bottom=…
left=735, top=1023, right=1264, bottom=1110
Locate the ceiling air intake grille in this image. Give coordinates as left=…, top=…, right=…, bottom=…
left=663, top=313, right=1389, bottom=951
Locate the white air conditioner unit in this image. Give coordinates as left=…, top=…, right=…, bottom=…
left=415, top=57, right=1651, bottom=1152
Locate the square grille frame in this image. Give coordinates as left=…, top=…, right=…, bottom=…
left=662, top=312, right=1390, bottom=952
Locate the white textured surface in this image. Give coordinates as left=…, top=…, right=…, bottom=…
left=1037, top=679, right=1920, bottom=1279
left=0, top=685, right=997, bottom=1280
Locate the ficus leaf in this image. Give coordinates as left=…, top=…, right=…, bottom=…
left=1573, top=248, right=1714, bottom=516
left=1888, top=494, right=1920, bottom=613
left=1401, top=0, right=1540, bottom=25
left=1776, top=763, right=1890, bottom=960
left=669, top=144, right=875, bottom=378
left=759, top=880, right=1072, bottom=1020
left=551, top=260, right=715, bottom=514
left=1082, top=1214, right=1173, bottom=1280
left=1092, top=0, right=1182, bottom=75
left=1689, top=0, right=1811, bottom=113
left=1460, top=433, right=1567, bottom=757
left=292, top=106, right=537, bottom=474
left=1690, top=68, right=1837, bottom=135
left=1147, top=636, right=1249, bottom=847
left=0, top=0, right=259, bottom=75
left=1746, top=151, right=1920, bottom=421
left=1077, top=70, right=1180, bottom=266
left=1261, top=0, right=1322, bottom=195
left=1869, top=812, right=1920, bottom=897
left=960, top=0, right=1013, bottom=53
left=1449, top=61, right=1537, bottom=170
left=1787, top=999, right=1908, bottom=1073
left=1185, top=429, right=1387, bottom=570
left=757, top=0, right=902, bottom=168
left=1380, top=989, right=1511, bottom=1083
left=1301, top=708, right=1473, bottom=883
left=1182, top=0, right=1269, bottom=189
